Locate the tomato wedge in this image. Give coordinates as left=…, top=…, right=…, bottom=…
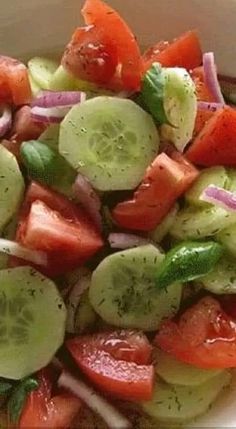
left=155, top=296, right=236, bottom=369
left=10, top=182, right=104, bottom=277
left=0, top=56, right=31, bottom=105
left=19, top=369, right=81, bottom=428
left=112, top=152, right=199, bottom=231
left=67, top=331, right=154, bottom=401
left=142, top=31, right=202, bottom=73
left=62, top=0, right=142, bottom=91
left=186, top=107, right=236, bottom=166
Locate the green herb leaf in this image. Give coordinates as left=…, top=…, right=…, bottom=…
left=141, top=63, right=171, bottom=125
left=155, top=241, right=223, bottom=290
left=0, top=379, right=13, bottom=395
left=8, top=377, right=38, bottom=424
left=21, top=140, right=58, bottom=185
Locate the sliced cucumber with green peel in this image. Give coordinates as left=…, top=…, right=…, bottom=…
left=154, top=348, right=221, bottom=386
left=218, top=223, right=236, bottom=259
left=0, top=267, right=66, bottom=379
left=149, top=204, right=178, bottom=243
left=160, top=67, right=197, bottom=152
left=59, top=96, right=159, bottom=191
left=141, top=372, right=231, bottom=423
left=185, top=166, right=228, bottom=207
left=0, top=145, right=24, bottom=232
left=74, top=290, right=97, bottom=334
left=170, top=206, right=236, bottom=240
left=200, top=257, right=236, bottom=294
left=28, top=72, right=41, bottom=97
left=49, top=65, right=98, bottom=92
left=226, top=168, right=236, bottom=192
left=0, top=217, right=17, bottom=270
left=89, top=245, right=182, bottom=331
left=39, top=124, right=60, bottom=151
left=28, top=57, right=59, bottom=90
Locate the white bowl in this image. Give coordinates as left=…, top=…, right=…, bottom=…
left=1, top=0, right=236, bottom=427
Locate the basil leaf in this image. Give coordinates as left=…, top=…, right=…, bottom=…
left=0, top=379, right=13, bottom=395
left=8, top=377, right=38, bottom=424
left=141, top=63, right=171, bottom=125
left=21, top=140, right=58, bottom=185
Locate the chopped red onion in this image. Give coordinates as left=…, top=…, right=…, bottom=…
left=66, top=269, right=91, bottom=334
left=0, top=105, right=12, bottom=138
left=203, top=52, right=225, bottom=104
left=32, top=91, right=86, bottom=108
left=0, top=238, right=47, bottom=266
left=108, top=233, right=150, bottom=249
left=200, top=185, right=236, bottom=211
left=58, top=371, right=131, bottom=429
left=31, top=105, right=72, bottom=123
left=197, top=101, right=224, bottom=112
left=73, top=174, right=102, bottom=231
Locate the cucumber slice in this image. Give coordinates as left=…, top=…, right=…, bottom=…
left=200, top=257, right=236, bottom=294
left=226, top=168, right=236, bottom=192
left=149, top=204, right=179, bottom=243
left=0, top=217, right=17, bottom=270
left=218, top=223, right=236, bottom=259
left=170, top=206, right=236, bottom=240
left=185, top=166, right=228, bottom=207
left=0, top=267, right=66, bottom=379
left=141, top=372, right=231, bottom=423
left=59, top=96, right=159, bottom=191
left=160, top=68, right=197, bottom=152
left=28, top=57, right=59, bottom=90
left=49, top=65, right=98, bottom=92
left=89, top=245, right=182, bottom=331
left=39, top=124, right=60, bottom=151
left=28, top=72, right=41, bottom=97
left=74, top=290, right=97, bottom=334
left=154, top=348, right=221, bottom=386
left=0, top=145, right=24, bottom=232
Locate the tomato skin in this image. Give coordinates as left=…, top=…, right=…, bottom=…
left=10, top=182, right=104, bottom=277
left=82, top=0, right=142, bottom=91
left=155, top=296, right=236, bottom=369
left=62, top=26, right=118, bottom=85
left=0, top=56, right=31, bottom=105
left=67, top=330, right=152, bottom=365
left=67, top=331, right=154, bottom=401
left=142, top=31, right=202, bottom=73
left=63, top=0, right=142, bottom=91
left=2, top=107, right=46, bottom=160
left=19, top=369, right=81, bottom=429
left=186, top=107, right=236, bottom=166
left=112, top=152, right=199, bottom=231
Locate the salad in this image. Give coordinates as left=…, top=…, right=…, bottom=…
left=0, top=0, right=236, bottom=427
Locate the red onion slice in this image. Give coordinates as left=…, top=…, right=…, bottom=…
left=66, top=268, right=91, bottom=334
left=73, top=174, right=102, bottom=231
left=31, top=105, right=72, bottom=123
left=0, top=105, right=12, bottom=138
left=197, top=101, right=224, bottom=112
left=203, top=52, right=225, bottom=104
left=0, top=238, right=47, bottom=266
left=108, top=233, right=150, bottom=249
left=32, top=91, right=86, bottom=108
left=200, top=185, right=236, bottom=211
left=58, top=371, right=131, bottom=429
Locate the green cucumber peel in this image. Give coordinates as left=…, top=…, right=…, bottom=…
left=8, top=377, right=38, bottom=424
left=141, top=63, right=172, bottom=125
left=155, top=241, right=223, bottom=290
